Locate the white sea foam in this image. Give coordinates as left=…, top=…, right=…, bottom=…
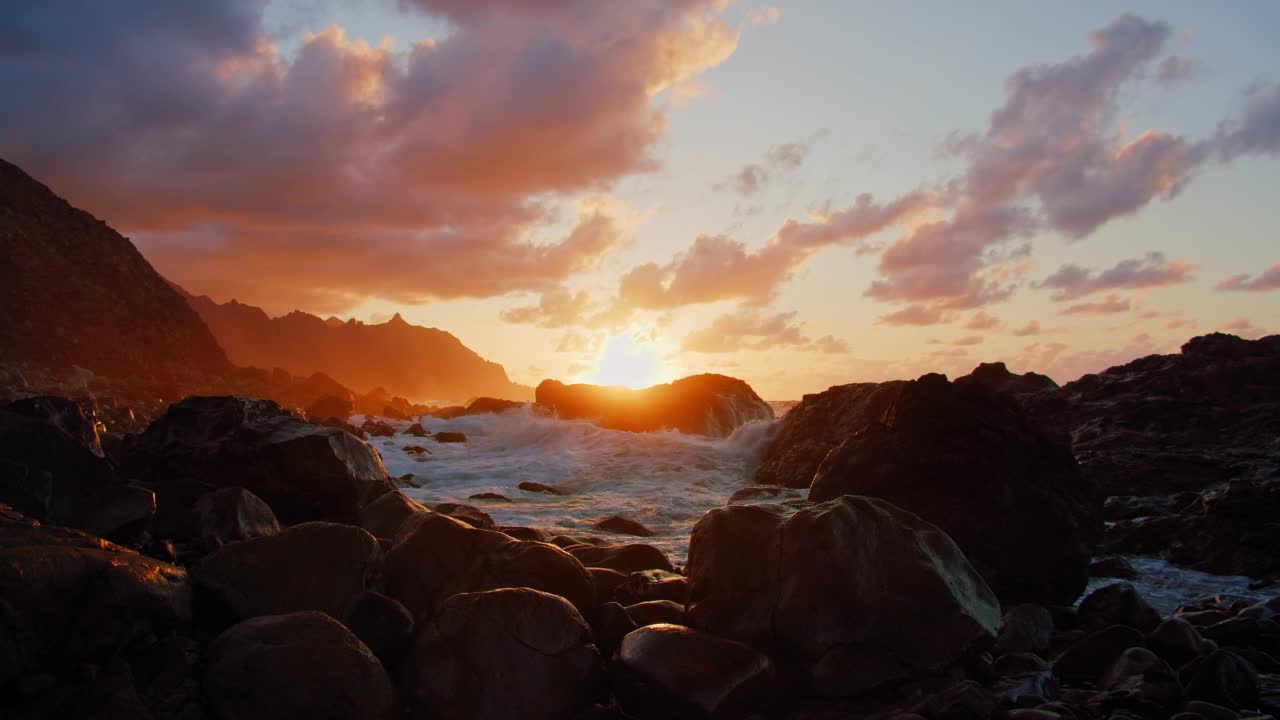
left=1083, top=556, right=1266, bottom=615
left=361, top=406, right=801, bottom=563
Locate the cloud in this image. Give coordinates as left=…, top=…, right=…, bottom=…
left=1035, top=252, right=1196, bottom=301
left=1059, top=294, right=1132, bottom=316
left=1217, top=317, right=1269, bottom=339
left=715, top=133, right=819, bottom=196
left=0, top=0, right=748, bottom=313
left=1155, top=55, right=1196, bottom=84
left=500, top=286, right=594, bottom=327
left=1011, top=320, right=1043, bottom=336
left=962, top=312, right=1002, bottom=331
left=875, top=304, right=951, bottom=327
left=1011, top=333, right=1171, bottom=383
left=925, top=335, right=984, bottom=347
left=1215, top=262, right=1280, bottom=292
left=556, top=331, right=597, bottom=353
left=681, top=307, right=849, bottom=353
left=1215, top=81, right=1280, bottom=161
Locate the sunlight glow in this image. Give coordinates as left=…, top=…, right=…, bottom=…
left=585, top=333, right=666, bottom=389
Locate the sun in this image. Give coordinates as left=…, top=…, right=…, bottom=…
left=585, top=332, right=668, bottom=389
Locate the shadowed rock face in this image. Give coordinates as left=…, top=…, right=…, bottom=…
left=0, top=159, right=229, bottom=379
left=807, top=373, right=1099, bottom=606
left=686, top=496, right=1002, bottom=697
left=122, top=396, right=395, bottom=525
left=535, top=373, right=773, bottom=437
left=954, top=361, right=1058, bottom=396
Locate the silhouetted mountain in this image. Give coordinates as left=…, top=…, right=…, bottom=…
left=182, top=294, right=531, bottom=402
left=0, top=159, right=229, bottom=380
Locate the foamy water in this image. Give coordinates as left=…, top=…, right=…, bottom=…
left=360, top=406, right=804, bottom=562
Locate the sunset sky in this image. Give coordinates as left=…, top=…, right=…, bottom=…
left=3, top=1, right=1278, bottom=398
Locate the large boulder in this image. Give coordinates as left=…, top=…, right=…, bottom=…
left=613, top=623, right=776, bottom=720
left=121, top=396, right=395, bottom=525
left=535, top=374, right=773, bottom=437
left=195, top=522, right=380, bottom=621
left=685, top=496, right=1001, bottom=696
left=0, top=506, right=191, bottom=686
left=400, top=588, right=603, bottom=720
left=0, top=406, right=116, bottom=523
left=193, top=486, right=281, bottom=550
left=5, top=396, right=104, bottom=457
left=805, top=373, right=1099, bottom=605
left=204, top=611, right=394, bottom=720
left=305, top=394, right=354, bottom=421
left=385, top=512, right=594, bottom=620
left=359, top=490, right=428, bottom=539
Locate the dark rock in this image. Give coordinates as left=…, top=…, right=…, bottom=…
left=385, top=511, right=594, bottom=619
left=433, top=431, right=467, bottom=443
left=535, top=374, right=773, bottom=437
left=1101, top=647, right=1183, bottom=711
left=592, top=515, right=655, bottom=537
left=1182, top=700, right=1243, bottom=720
left=519, top=480, right=564, bottom=495
left=568, top=543, right=675, bottom=574
left=997, top=605, right=1055, bottom=655
left=1179, top=610, right=1235, bottom=628
left=360, top=419, right=395, bottom=437
left=400, top=588, right=603, bottom=720
left=311, top=415, right=367, bottom=439
left=727, top=485, right=785, bottom=504
left=1090, top=556, right=1139, bottom=580
left=993, top=652, right=1051, bottom=676
left=431, top=501, right=493, bottom=528
left=1053, top=625, right=1146, bottom=684
left=358, top=490, right=427, bottom=539
left=1078, top=583, right=1162, bottom=632
left=76, top=483, right=156, bottom=542
left=122, top=396, right=395, bottom=525
left=1149, top=617, right=1207, bottom=666
left=425, top=405, right=467, bottom=419
left=925, top=679, right=998, bottom=719
left=305, top=394, right=353, bottom=421
left=465, top=397, right=524, bottom=415
left=0, top=506, right=191, bottom=686
left=0, top=407, right=116, bottom=522
left=345, top=590, right=414, bottom=668
left=193, top=486, right=280, bottom=550
left=588, top=601, right=637, bottom=661
left=402, top=444, right=431, bottom=456
left=614, top=569, right=688, bottom=605
left=686, top=496, right=1002, bottom=696
left=994, top=669, right=1058, bottom=709
left=205, top=611, right=393, bottom=720
left=625, top=600, right=686, bottom=627
left=195, top=522, right=380, bottom=621
left=1199, top=617, right=1259, bottom=648
left=613, top=624, right=775, bottom=720
left=6, top=396, right=104, bottom=457
left=589, top=567, right=630, bottom=604
left=804, top=374, right=1098, bottom=606
left=469, top=492, right=512, bottom=502
left=396, top=472, right=420, bottom=488
left=1183, top=649, right=1259, bottom=709
left=954, top=362, right=1058, bottom=396
left=498, top=525, right=551, bottom=542
left=1161, top=479, right=1280, bottom=579
left=404, top=422, right=428, bottom=437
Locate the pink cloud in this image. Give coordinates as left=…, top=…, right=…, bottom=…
left=682, top=307, right=849, bottom=353
left=1059, top=294, right=1132, bottom=316
left=1215, top=262, right=1280, bottom=292
left=1035, top=252, right=1196, bottom=301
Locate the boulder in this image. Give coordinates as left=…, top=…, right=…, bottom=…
left=686, top=496, right=1002, bottom=696
left=204, top=611, right=393, bottom=720
left=0, top=506, right=191, bottom=686
left=1183, top=649, right=1260, bottom=709
left=568, top=543, right=675, bottom=574
left=195, top=522, right=380, bottom=621
left=400, top=588, right=603, bottom=720
left=613, top=624, right=776, bottom=720
left=1078, top=582, right=1162, bottom=632
left=345, top=591, right=414, bottom=667
left=465, top=397, right=524, bottom=415
left=385, top=512, right=594, bottom=620
left=1052, top=625, right=1145, bottom=684
left=404, top=422, right=429, bottom=437
left=434, top=431, right=467, bottom=443
left=75, top=483, right=156, bottom=542
left=535, top=374, right=773, bottom=437
left=589, top=567, right=630, bottom=604
left=1101, top=646, right=1183, bottom=711
left=996, top=605, right=1055, bottom=655
left=499, top=525, right=553, bottom=543
left=6, top=396, right=103, bottom=457
left=305, top=394, right=353, bottom=421
left=122, top=396, right=395, bottom=525
left=193, top=486, right=281, bottom=550
left=430, top=501, right=493, bottom=528
left=359, top=490, right=428, bottom=539
left=625, top=600, right=685, bottom=627
left=593, top=515, right=655, bottom=537
left=360, top=419, right=395, bottom=437
left=727, top=485, right=786, bottom=504
left=469, top=492, right=512, bottom=502
left=589, top=601, right=638, bottom=661
left=519, top=481, right=564, bottom=495
left=615, top=569, right=688, bottom=605
left=1148, top=617, right=1207, bottom=665
left=0, top=407, right=115, bottom=523
left=954, top=362, right=1059, bottom=397
left=806, top=373, right=1099, bottom=605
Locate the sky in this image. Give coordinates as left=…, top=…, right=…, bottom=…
left=2, top=1, right=1278, bottom=399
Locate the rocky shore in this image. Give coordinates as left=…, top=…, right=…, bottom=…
left=2, top=335, right=1279, bottom=719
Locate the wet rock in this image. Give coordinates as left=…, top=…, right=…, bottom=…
left=1182, top=700, right=1242, bottom=720
left=358, top=490, right=427, bottom=539
left=568, top=543, right=675, bottom=574
left=615, top=569, right=688, bottom=605
left=469, top=492, right=512, bottom=502
left=430, top=501, right=493, bottom=529
left=0, top=507, right=191, bottom=686
left=402, top=444, right=431, bottom=456
left=994, top=669, right=1058, bottom=709
left=433, top=431, right=467, bottom=443
left=464, top=397, right=524, bottom=415
left=1149, top=617, right=1207, bottom=666
left=1090, top=556, right=1139, bottom=580
left=1052, top=625, right=1146, bottom=684
left=592, top=515, right=655, bottom=537
left=1183, top=649, right=1260, bottom=709
left=205, top=611, right=393, bottom=720
left=386, top=511, right=594, bottom=619
left=404, top=422, right=428, bottom=437
left=804, top=374, right=1097, bottom=606
left=499, top=525, right=552, bottom=542
left=1078, top=583, right=1162, bottom=632
left=76, top=483, right=156, bottom=542
left=727, top=485, right=785, bottom=504
left=613, top=624, right=775, bottom=719
left=401, top=588, right=603, bottom=720
left=345, top=590, right=414, bottom=668
left=625, top=600, right=685, bottom=627
left=686, top=496, right=1002, bottom=696
left=195, top=522, right=380, bottom=621
left=6, top=396, right=103, bottom=456
left=589, top=567, right=630, bottom=604
left=122, top=397, right=395, bottom=525
left=193, top=486, right=280, bottom=550
left=519, top=481, right=564, bottom=495
left=536, top=374, right=773, bottom=438
left=311, top=415, right=367, bottom=439
left=305, top=394, right=353, bottom=421
left=360, top=419, right=395, bottom=437
left=588, top=601, right=637, bottom=661
left=997, top=605, right=1055, bottom=655
left=1101, top=647, right=1183, bottom=711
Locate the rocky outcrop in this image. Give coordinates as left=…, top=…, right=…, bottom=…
left=535, top=374, right=773, bottom=437
left=0, top=159, right=230, bottom=380
left=400, top=588, right=603, bottom=720
left=685, top=496, right=1002, bottom=696
left=185, top=290, right=531, bottom=402
left=122, top=396, right=395, bottom=525
left=0, top=404, right=116, bottom=523
left=193, top=486, right=281, bottom=550
left=204, top=611, right=394, bottom=720
left=805, top=373, right=1098, bottom=605
left=954, top=361, right=1058, bottom=396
